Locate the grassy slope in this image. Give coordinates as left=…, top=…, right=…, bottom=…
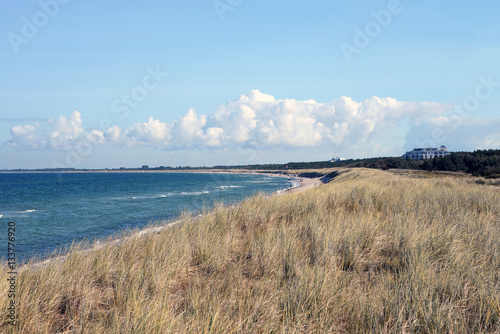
left=1, top=168, right=499, bottom=333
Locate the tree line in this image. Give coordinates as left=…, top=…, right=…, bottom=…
left=352, top=149, right=500, bottom=178
left=221, top=149, right=500, bottom=178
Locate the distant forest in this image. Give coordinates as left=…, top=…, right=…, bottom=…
left=350, top=149, right=500, bottom=178
left=12, top=149, right=500, bottom=178
left=216, top=149, right=500, bottom=178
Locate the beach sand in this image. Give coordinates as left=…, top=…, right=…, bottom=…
left=285, top=177, right=324, bottom=194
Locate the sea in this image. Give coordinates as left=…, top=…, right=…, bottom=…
left=0, top=172, right=294, bottom=262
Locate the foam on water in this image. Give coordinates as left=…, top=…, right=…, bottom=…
left=0, top=210, right=37, bottom=217
left=180, top=190, right=210, bottom=196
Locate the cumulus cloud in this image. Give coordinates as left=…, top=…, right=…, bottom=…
left=8, top=124, right=45, bottom=150
left=5, top=90, right=499, bottom=158
left=123, top=116, right=172, bottom=146
left=8, top=111, right=83, bottom=150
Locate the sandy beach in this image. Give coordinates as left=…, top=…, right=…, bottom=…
left=285, top=177, right=324, bottom=194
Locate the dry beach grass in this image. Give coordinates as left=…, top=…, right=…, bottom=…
left=0, top=168, right=499, bottom=333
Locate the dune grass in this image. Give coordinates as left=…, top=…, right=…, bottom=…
left=1, top=168, right=499, bottom=333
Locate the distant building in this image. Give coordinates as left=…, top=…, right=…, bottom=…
left=330, top=157, right=347, bottom=162
left=403, top=145, right=450, bottom=160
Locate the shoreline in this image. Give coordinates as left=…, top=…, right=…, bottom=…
left=0, top=169, right=284, bottom=174
left=19, top=173, right=327, bottom=270
left=284, top=176, right=324, bottom=194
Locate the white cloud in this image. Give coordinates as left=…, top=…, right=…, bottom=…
left=5, top=91, right=499, bottom=159
left=170, top=109, right=207, bottom=147
left=8, top=124, right=45, bottom=150
left=123, top=116, right=172, bottom=147
left=7, top=111, right=83, bottom=150
left=47, top=111, right=84, bottom=149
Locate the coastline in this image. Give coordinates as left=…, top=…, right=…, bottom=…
left=0, top=169, right=283, bottom=174
left=7, top=169, right=499, bottom=332
left=20, top=172, right=326, bottom=270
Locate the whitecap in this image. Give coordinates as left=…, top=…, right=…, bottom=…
left=157, top=192, right=176, bottom=198
left=180, top=190, right=210, bottom=196
left=219, top=185, right=244, bottom=189
left=157, top=193, right=175, bottom=198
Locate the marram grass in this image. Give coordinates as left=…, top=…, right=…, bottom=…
left=1, top=168, right=499, bottom=333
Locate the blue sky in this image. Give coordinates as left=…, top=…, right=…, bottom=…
left=1, top=0, right=499, bottom=169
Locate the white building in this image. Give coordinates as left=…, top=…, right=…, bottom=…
left=330, top=157, right=347, bottom=162
left=403, top=145, right=451, bottom=160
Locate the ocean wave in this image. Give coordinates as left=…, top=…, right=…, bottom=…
left=156, top=191, right=210, bottom=197
left=0, top=209, right=37, bottom=218
left=111, top=195, right=146, bottom=200
left=219, top=185, right=244, bottom=189
left=156, top=193, right=176, bottom=198
left=180, top=191, right=210, bottom=196
left=112, top=190, right=210, bottom=200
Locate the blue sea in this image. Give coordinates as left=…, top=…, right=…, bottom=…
left=0, top=172, right=293, bottom=262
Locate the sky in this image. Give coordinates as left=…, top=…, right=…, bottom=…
left=0, top=0, right=499, bottom=169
